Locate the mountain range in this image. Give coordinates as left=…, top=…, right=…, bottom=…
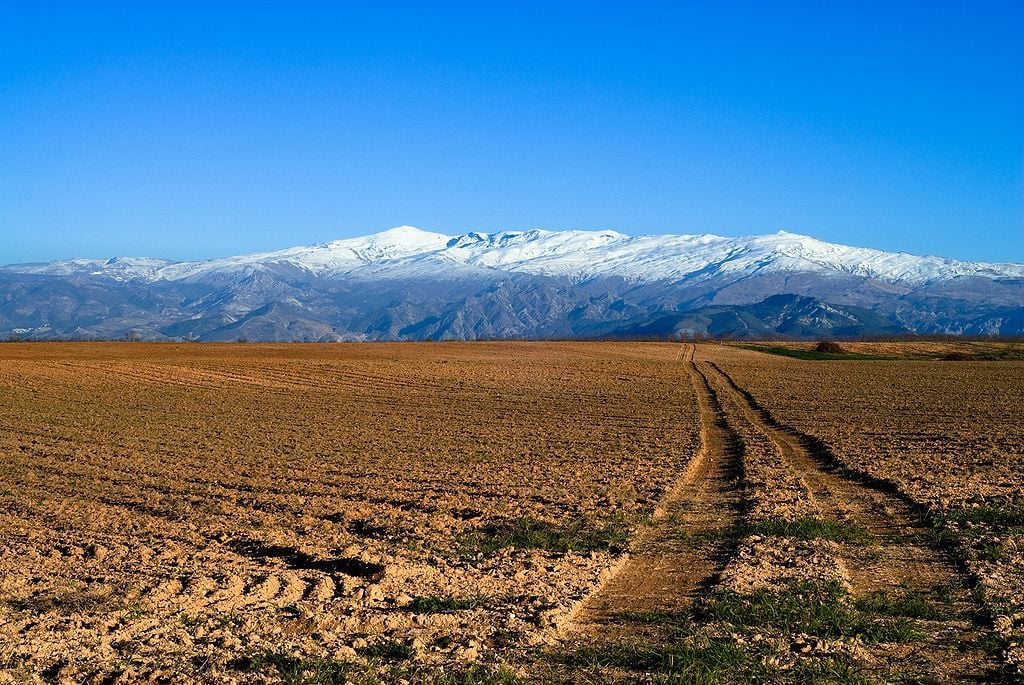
left=2, top=226, right=1022, bottom=341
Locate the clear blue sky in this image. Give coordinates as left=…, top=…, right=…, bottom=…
left=2, top=1, right=1022, bottom=264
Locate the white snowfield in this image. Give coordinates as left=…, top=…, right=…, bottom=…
left=7, top=226, right=1024, bottom=285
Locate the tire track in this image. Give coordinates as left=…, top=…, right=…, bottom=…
left=571, top=345, right=746, bottom=640
left=705, top=361, right=956, bottom=585
left=701, top=356, right=997, bottom=681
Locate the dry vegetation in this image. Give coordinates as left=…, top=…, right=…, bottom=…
left=0, top=341, right=1020, bottom=683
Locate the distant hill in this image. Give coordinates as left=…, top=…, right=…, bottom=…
left=2, top=226, right=1022, bottom=340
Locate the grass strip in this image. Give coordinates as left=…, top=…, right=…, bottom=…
left=745, top=516, right=875, bottom=544
left=236, top=650, right=522, bottom=685
left=460, top=516, right=632, bottom=555
left=408, top=595, right=490, bottom=613
left=693, top=581, right=921, bottom=644
left=553, top=637, right=877, bottom=685
left=740, top=345, right=896, bottom=361
left=939, top=502, right=1024, bottom=528
left=854, top=589, right=945, bottom=621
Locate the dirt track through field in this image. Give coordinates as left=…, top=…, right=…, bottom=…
left=4, top=342, right=1013, bottom=682
left=568, top=346, right=995, bottom=681
left=702, top=356, right=995, bottom=680
left=572, top=345, right=745, bottom=639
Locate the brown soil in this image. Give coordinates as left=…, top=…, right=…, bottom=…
left=0, top=341, right=1018, bottom=682
left=571, top=345, right=744, bottom=640
left=702, top=358, right=996, bottom=680
left=739, top=338, right=1024, bottom=360
left=555, top=348, right=1000, bottom=682
left=0, top=342, right=700, bottom=682
left=706, top=343, right=1024, bottom=678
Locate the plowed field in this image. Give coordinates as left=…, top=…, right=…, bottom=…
left=0, top=342, right=1019, bottom=683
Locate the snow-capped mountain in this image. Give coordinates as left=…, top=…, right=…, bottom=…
left=2, top=227, right=1022, bottom=341
left=9, top=225, right=1024, bottom=285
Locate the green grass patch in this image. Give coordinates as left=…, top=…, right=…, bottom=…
left=976, top=541, right=1010, bottom=562
left=910, top=524, right=961, bottom=550
left=553, top=635, right=766, bottom=682
left=939, top=349, right=1024, bottom=361
left=608, top=609, right=696, bottom=641
left=930, top=502, right=1024, bottom=562
left=427, top=665, right=524, bottom=685
left=740, top=345, right=896, bottom=361
left=781, top=657, right=879, bottom=685
left=361, top=638, right=413, bottom=661
left=235, top=651, right=521, bottom=685
left=547, top=581, right=954, bottom=683
left=694, top=581, right=920, bottom=644
left=548, top=580, right=963, bottom=683
left=854, top=589, right=945, bottom=621
left=940, top=502, right=1024, bottom=528
left=553, top=636, right=877, bottom=684
left=745, top=516, right=875, bottom=544
left=235, top=651, right=356, bottom=685
left=460, top=516, right=632, bottom=555
left=973, top=630, right=1024, bottom=658
left=408, top=595, right=490, bottom=613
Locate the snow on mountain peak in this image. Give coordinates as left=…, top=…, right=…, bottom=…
left=357, top=225, right=451, bottom=245
left=5, top=227, right=1023, bottom=285
left=321, top=226, right=451, bottom=258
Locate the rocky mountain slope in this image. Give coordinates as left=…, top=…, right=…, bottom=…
left=2, top=227, right=1021, bottom=340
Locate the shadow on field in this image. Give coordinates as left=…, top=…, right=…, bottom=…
left=226, top=538, right=385, bottom=578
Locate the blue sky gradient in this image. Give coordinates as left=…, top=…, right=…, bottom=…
left=2, top=1, right=1022, bottom=263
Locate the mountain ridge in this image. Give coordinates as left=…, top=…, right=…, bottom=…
left=7, top=226, right=1023, bottom=286
left=2, top=227, right=1021, bottom=341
